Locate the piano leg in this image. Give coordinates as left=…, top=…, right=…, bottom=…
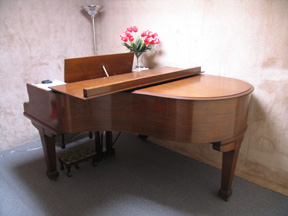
left=105, top=131, right=115, bottom=156
left=38, top=130, right=59, bottom=180
left=95, top=131, right=103, bottom=161
left=218, top=147, right=240, bottom=201
left=213, top=132, right=244, bottom=201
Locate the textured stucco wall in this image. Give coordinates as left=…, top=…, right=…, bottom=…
left=0, top=0, right=102, bottom=149
left=0, top=0, right=288, bottom=196
left=98, top=0, right=288, bottom=196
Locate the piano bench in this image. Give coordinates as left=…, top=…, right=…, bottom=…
left=58, top=146, right=97, bottom=177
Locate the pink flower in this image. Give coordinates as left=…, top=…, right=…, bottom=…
left=125, top=31, right=132, bottom=37
left=121, top=36, right=128, bottom=42
left=152, top=33, right=158, bottom=38
left=154, top=38, right=160, bottom=44
left=120, top=26, right=160, bottom=53
left=144, top=36, right=154, bottom=45
left=149, top=38, right=160, bottom=45
left=120, top=32, right=128, bottom=42
left=146, top=30, right=153, bottom=36
left=132, top=26, right=138, bottom=32
left=150, top=39, right=156, bottom=45
left=129, top=36, right=134, bottom=41
left=127, top=26, right=138, bottom=32
left=126, top=26, right=133, bottom=32
left=141, top=30, right=152, bottom=37
left=144, top=36, right=150, bottom=43
left=141, top=31, right=147, bottom=37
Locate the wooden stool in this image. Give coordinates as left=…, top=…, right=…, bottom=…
left=58, top=145, right=97, bottom=177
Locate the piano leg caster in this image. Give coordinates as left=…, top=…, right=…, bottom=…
left=218, top=188, right=232, bottom=201
left=138, top=134, right=148, bottom=141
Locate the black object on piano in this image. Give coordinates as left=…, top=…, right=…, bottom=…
left=41, top=80, right=52, bottom=84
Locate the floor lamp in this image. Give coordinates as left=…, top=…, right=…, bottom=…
left=82, top=5, right=103, bottom=56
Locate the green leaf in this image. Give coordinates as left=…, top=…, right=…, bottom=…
left=147, top=44, right=154, bottom=49
left=123, top=43, right=135, bottom=52
left=147, top=50, right=153, bottom=55
left=139, top=43, right=146, bottom=52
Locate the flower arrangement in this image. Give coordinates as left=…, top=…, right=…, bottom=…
left=120, top=26, right=160, bottom=68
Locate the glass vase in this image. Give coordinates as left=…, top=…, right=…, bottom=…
left=133, top=53, right=148, bottom=72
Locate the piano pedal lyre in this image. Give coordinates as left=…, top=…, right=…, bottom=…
left=60, top=132, right=94, bottom=149
left=95, top=131, right=118, bottom=161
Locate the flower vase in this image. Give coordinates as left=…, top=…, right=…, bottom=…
left=133, top=53, right=148, bottom=72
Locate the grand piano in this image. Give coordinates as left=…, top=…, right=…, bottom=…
left=23, top=52, right=253, bottom=201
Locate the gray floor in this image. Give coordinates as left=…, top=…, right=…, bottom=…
left=1, top=132, right=287, bottom=216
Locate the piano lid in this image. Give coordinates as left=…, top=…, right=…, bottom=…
left=133, top=74, right=254, bottom=100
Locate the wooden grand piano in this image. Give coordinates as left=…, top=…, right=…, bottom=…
left=23, top=53, right=253, bottom=201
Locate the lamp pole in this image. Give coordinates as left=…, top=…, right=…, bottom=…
left=82, top=5, right=103, bottom=56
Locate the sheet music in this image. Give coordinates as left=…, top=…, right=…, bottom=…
left=34, top=79, right=66, bottom=90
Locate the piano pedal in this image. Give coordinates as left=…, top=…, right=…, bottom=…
left=138, top=134, right=148, bottom=141
left=104, top=148, right=116, bottom=158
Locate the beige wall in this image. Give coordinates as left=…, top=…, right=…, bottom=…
left=1, top=0, right=287, bottom=196
left=0, top=0, right=100, bottom=148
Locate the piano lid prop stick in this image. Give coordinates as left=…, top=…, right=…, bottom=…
left=102, top=64, right=109, bottom=77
